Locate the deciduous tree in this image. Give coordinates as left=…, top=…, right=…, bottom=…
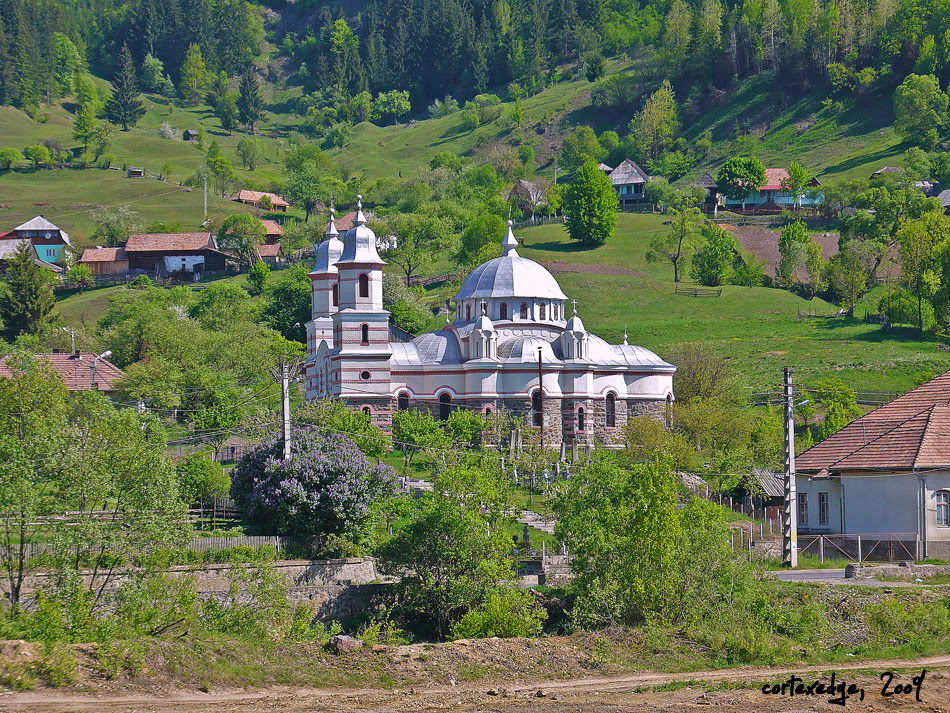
left=217, top=212, right=265, bottom=270
left=563, top=160, right=618, bottom=245
left=716, top=156, right=765, bottom=209
left=646, top=204, right=701, bottom=282
left=0, top=243, right=56, bottom=339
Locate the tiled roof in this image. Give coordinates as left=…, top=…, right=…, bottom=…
left=695, top=172, right=718, bottom=188
left=260, top=219, right=283, bottom=236
left=609, top=159, right=650, bottom=186
left=761, top=168, right=791, bottom=190
left=0, top=353, right=125, bottom=392
left=81, top=247, right=128, bottom=263
left=335, top=211, right=357, bottom=232
left=230, top=190, right=289, bottom=208
left=125, top=233, right=214, bottom=252
left=797, top=371, right=950, bottom=472
left=257, top=244, right=280, bottom=257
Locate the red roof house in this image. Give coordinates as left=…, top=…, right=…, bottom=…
left=794, top=372, right=950, bottom=556
left=0, top=352, right=125, bottom=394
left=231, top=190, right=290, bottom=211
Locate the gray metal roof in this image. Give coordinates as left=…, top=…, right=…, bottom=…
left=338, top=197, right=385, bottom=266
left=455, top=253, right=567, bottom=301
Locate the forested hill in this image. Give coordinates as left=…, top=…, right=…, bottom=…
left=2, top=0, right=947, bottom=115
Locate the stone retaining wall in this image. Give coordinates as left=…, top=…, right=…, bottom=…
left=845, top=562, right=950, bottom=580
left=18, top=559, right=384, bottom=621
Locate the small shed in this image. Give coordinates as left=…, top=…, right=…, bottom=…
left=127, top=166, right=145, bottom=178
left=257, top=243, right=281, bottom=266
left=183, top=129, right=199, bottom=142
left=80, top=247, right=129, bottom=275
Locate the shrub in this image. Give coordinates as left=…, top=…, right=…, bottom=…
left=176, top=454, right=230, bottom=505
left=66, top=263, right=94, bottom=287
left=39, top=642, right=79, bottom=687
left=229, top=428, right=396, bottom=550
left=98, top=153, right=115, bottom=169
left=879, top=287, right=935, bottom=329
left=158, top=121, right=178, bottom=140
left=247, top=260, right=271, bottom=296
left=451, top=588, right=547, bottom=639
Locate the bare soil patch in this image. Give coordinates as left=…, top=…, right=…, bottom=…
left=539, top=261, right=645, bottom=277
left=721, top=224, right=839, bottom=278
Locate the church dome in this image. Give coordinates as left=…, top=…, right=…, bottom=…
left=339, top=196, right=385, bottom=265
left=497, top=336, right=558, bottom=363
left=454, top=221, right=566, bottom=302
left=311, top=207, right=343, bottom=274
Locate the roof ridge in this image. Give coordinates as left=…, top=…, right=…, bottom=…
left=827, top=406, right=935, bottom=469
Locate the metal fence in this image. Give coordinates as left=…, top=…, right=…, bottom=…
left=798, top=533, right=917, bottom=563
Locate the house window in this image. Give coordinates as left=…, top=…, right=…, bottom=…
left=520, top=302, right=528, bottom=319
left=531, top=391, right=542, bottom=427
left=466, top=304, right=471, bottom=320
left=332, top=283, right=338, bottom=307
left=398, top=393, right=409, bottom=410
left=554, top=304, right=559, bottom=320
left=358, top=273, right=369, bottom=298
left=540, top=303, right=546, bottom=320
left=439, top=393, right=451, bottom=421
left=361, top=324, right=369, bottom=344
left=938, top=491, right=950, bottom=527
left=606, top=394, right=616, bottom=428
left=500, top=303, right=508, bottom=320
left=798, top=492, right=808, bottom=526
left=577, top=407, right=585, bottom=432
left=819, top=492, right=829, bottom=525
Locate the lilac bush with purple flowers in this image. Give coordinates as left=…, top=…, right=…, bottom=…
left=230, top=427, right=396, bottom=547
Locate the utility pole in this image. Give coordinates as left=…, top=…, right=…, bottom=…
left=783, top=366, right=798, bottom=567
left=281, top=362, right=291, bottom=461
left=202, top=173, right=208, bottom=227
left=62, top=327, right=75, bottom=353
left=537, top=347, right=544, bottom=449
left=91, top=350, right=112, bottom=390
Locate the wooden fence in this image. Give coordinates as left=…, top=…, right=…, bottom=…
left=675, top=284, right=722, bottom=297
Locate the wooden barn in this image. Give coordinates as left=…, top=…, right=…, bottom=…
left=124, top=233, right=227, bottom=275
left=231, top=189, right=290, bottom=212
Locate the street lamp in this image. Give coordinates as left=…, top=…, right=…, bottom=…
left=91, top=350, right=112, bottom=390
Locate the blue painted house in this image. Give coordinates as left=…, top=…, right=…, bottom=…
left=3, top=216, right=72, bottom=264
left=699, top=168, right=823, bottom=211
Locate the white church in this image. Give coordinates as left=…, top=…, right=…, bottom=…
left=305, top=198, right=676, bottom=447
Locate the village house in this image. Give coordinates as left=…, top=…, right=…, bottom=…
left=183, top=129, right=199, bottom=142
left=700, top=168, right=823, bottom=211
left=231, top=189, right=290, bottom=212
left=79, top=247, right=129, bottom=275
left=124, top=232, right=228, bottom=276
left=1, top=216, right=71, bottom=264
left=0, top=237, right=63, bottom=274
left=0, top=351, right=125, bottom=395
left=507, top=179, right=547, bottom=216
left=257, top=243, right=282, bottom=266
left=795, top=371, right=950, bottom=559
left=261, top=219, right=283, bottom=243
left=608, top=159, right=651, bottom=205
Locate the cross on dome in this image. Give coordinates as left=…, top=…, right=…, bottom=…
left=481, top=300, right=487, bottom=315
left=571, top=298, right=578, bottom=315
left=623, top=325, right=628, bottom=345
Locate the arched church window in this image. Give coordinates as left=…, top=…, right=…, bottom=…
left=540, top=303, right=546, bottom=320
left=439, top=393, right=452, bottom=421
left=500, top=303, right=508, bottom=320
left=466, top=304, right=471, bottom=320
left=332, top=283, right=339, bottom=307
left=554, top=304, right=559, bottom=320
left=485, top=408, right=492, bottom=419
left=358, top=273, right=369, bottom=298
left=361, top=324, right=369, bottom=344
left=362, top=406, right=371, bottom=417
left=520, top=302, right=528, bottom=319
left=532, top=391, right=542, bottom=427
left=606, top=394, right=616, bottom=428
left=577, top=407, right=585, bottom=432
left=398, top=393, right=409, bottom=410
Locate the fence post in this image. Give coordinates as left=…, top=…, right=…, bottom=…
left=739, top=526, right=743, bottom=549
left=857, top=534, right=862, bottom=562
left=729, top=496, right=733, bottom=510
left=760, top=522, right=764, bottom=540
left=819, top=536, right=824, bottom=563
left=748, top=523, right=752, bottom=558
left=731, top=532, right=735, bottom=552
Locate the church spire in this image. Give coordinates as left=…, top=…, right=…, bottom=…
left=355, top=194, right=367, bottom=226
left=502, top=220, right=519, bottom=256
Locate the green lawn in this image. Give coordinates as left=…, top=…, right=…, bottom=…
left=511, top=214, right=950, bottom=394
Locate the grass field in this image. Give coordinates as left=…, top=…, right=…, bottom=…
left=508, top=214, right=950, bottom=394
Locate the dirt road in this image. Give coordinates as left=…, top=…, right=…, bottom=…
left=5, top=655, right=950, bottom=712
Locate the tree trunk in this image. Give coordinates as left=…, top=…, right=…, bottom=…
left=673, top=259, right=679, bottom=283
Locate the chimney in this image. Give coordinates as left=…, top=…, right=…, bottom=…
left=75, top=349, right=81, bottom=359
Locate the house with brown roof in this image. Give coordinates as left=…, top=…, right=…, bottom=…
left=256, top=243, right=282, bottom=265
left=0, top=351, right=125, bottom=394
left=2, top=216, right=71, bottom=264
left=0, top=237, right=63, bottom=274
left=261, top=219, right=284, bottom=243
left=80, top=247, right=129, bottom=275
left=795, top=371, right=950, bottom=558
left=608, top=159, right=651, bottom=204
left=230, top=189, right=290, bottom=212
left=124, top=233, right=227, bottom=275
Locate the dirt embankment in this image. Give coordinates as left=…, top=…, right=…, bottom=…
left=720, top=224, right=840, bottom=279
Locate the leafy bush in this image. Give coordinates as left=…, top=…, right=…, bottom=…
left=39, top=642, right=79, bottom=687
left=229, top=428, right=396, bottom=550
left=451, top=588, right=547, bottom=639
left=427, top=95, right=460, bottom=118
left=247, top=260, right=271, bottom=296
left=879, top=287, right=935, bottom=329
left=158, top=121, right=178, bottom=140
left=691, top=224, right=738, bottom=286
left=176, top=454, right=229, bottom=505
left=66, top=263, right=94, bottom=287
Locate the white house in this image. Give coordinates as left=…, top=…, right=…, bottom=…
left=795, top=372, right=950, bottom=559
left=304, top=200, right=676, bottom=447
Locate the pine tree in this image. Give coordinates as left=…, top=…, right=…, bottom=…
left=472, top=39, right=488, bottom=93
left=0, top=241, right=56, bottom=340
left=237, top=65, right=263, bottom=133
left=104, top=44, right=146, bottom=130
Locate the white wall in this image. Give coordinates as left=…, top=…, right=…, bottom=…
left=795, top=476, right=843, bottom=533
left=841, top=474, right=918, bottom=535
